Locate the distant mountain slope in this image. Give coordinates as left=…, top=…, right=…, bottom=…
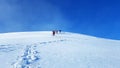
left=0, top=31, right=120, bottom=68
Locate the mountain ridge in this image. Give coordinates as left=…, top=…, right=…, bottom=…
left=0, top=31, right=120, bottom=68
left=0, top=31, right=119, bottom=41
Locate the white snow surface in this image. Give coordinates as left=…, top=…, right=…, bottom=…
left=0, top=31, right=120, bottom=68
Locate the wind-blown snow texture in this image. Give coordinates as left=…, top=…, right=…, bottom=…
left=0, top=31, right=120, bottom=68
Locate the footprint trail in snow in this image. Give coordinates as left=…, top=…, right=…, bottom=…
left=13, top=45, right=41, bottom=68
left=13, top=39, right=66, bottom=68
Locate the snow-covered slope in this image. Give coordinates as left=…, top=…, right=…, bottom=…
left=0, top=31, right=120, bottom=68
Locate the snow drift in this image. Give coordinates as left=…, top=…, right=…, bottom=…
left=0, top=31, right=120, bottom=68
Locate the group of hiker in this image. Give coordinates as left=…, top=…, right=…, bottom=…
left=52, top=30, right=61, bottom=36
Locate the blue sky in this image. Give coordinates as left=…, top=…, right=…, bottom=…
left=0, top=0, right=120, bottom=40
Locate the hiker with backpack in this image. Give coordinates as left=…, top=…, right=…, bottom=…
left=52, top=30, right=55, bottom=36
left=52, top=30, right=62, bottom=36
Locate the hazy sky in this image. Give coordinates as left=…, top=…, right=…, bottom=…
left=0, top=0, right=120, bottom=40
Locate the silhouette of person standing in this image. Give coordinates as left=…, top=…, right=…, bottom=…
left=52, top=30, right=55, bottom=36
left=59, top=30, right=61, bottom=33
left=55, top=30, right=58, bottom=34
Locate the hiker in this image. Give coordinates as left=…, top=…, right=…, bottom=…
left=55, top=30, right=58, bottom=34
left=59, top=30, right=61, bottom=33
left=52, top=30, right=55, bottom=36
